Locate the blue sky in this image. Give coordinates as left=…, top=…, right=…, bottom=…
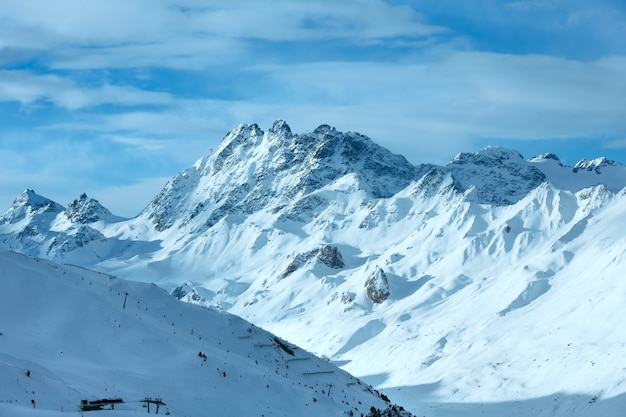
left=1, top=0, right=625, bottom=217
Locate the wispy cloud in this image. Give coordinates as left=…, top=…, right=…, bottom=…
left=94, top=176, right=174, bottom=217
left=248, top=52, right=626, bottom=142
left=102, top=135, right=168, bottom=153
left=505, top=1, right=549, bottom=12
left=0, top=70, right=174, bottom=109
left=1, top=1, right=443, bottom=70
left=604, top=139, right=626, bottom=150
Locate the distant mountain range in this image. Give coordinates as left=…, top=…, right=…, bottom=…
left=3, top=120, right=626, bottom=416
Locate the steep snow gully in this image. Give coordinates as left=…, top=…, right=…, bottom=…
left=3, top=120, right=626, bottom=416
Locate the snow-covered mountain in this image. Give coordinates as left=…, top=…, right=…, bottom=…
left=138, top=120, right=421, bottom=234
left=0, top=250, right=408, bottom=417
left=3, top=120, right=626, bottom=416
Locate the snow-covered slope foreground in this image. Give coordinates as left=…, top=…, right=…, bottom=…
left=0, top=250, right=408, bottom=417
left=3, top=120, right=626, bottom=416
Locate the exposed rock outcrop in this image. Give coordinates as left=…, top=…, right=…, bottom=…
left=365, top=266, right=390, bottom=304
left=281, top=245, right=345, bottom=279
left=66, top=193, right=113, bottom=223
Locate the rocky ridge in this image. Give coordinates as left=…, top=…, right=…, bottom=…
left=140, top=120, right=420, bottom=233
left=65, top=192, right=114, bottom=223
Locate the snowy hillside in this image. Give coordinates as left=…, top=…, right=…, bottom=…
left=2, top=120, right=626, bottom=416
left=0, top=250, right=407, bottom=417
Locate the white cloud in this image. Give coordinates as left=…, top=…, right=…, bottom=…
left=101, top=135, right=168, bottom=153
left=0, top=70, right=175, bottom=109
left=0, top=0, right=443, bottom=70
left=505, top=1, right=549, bottom=12
left=186, top=0, right=444, bottom=41
left=604, top=139, right=626, bottom=150
left=249, top=52, right=626, bottom=143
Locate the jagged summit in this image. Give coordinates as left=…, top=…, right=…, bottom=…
left=10, top=189, right=63, bottom=212
left=302, top=123, right=418, bottom=197
left=65, top=192, right=115, bottom=223
left=529, top=153, right=624, bottom=174
left=142, top=120, right=419, bottom=232
left=573, top=157, right=622, bottom=174
left=450, top=146, right=526, bottom=164
left=447, top=147, right=546, bottom=205
left=0, top=189, right=64, bottom=224
left=269, top=118, right=292, bottom=136
left=528, top=153, right=563, bottom=165
left=528, top=153, right=626, bottom=192
left=210, top=120, right=416, bottom=195
left=0, top=190, right=125, bottom=261
left=140, top=124, right=626, bottom=232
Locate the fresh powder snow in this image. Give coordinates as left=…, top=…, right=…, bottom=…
left=0, top=250, right=407, bottom=416
left=2, top=120, right=626, bottom=416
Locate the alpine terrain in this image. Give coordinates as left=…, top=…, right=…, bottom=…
left=0, top=250, right=406, bottom=416
left=2, top=120, right=626, bottom=416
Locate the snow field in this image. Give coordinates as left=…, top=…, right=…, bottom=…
left=0, top=251, right=403, bottom=417
left=3, top=123, right=626, bottom=416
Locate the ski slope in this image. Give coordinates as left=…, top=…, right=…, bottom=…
left=0, top=250, right=406, bottom=417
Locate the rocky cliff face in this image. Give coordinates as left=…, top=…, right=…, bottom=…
left=139, top=120, right=419, bottom=233
left=447, top=147, right=546, bottom=205
left=66, top=193, right=114, bottom=223
left=281, top=245, right=345, bottom=279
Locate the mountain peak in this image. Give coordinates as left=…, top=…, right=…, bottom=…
left=528, top=153, right=564, bottom=166
left=450, top=146, right=525, bottom=165
left=447, top=147, right=546, bottom=205
left=14, top=189, right=61, bottom=210
left=212, top=123, right=265, bottom=172
left=313, top=124, right=337, bottom=135
left=142, top=121, right=418, bottom=231
left=268, top=119, right=292, bottom=137
left=65, top=193, right=114, bottom=224
left=1, top=189, right=64, bottom=224
left=302, top=128, right=417, bottom=198
left=573, top=157, right=622, bottom=174
left=527, top=154, right=626, bottom=192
